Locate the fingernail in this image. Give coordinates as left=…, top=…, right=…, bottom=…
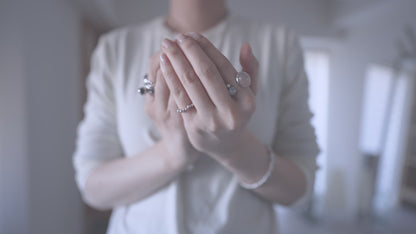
left=160, top=53, right=167, bottom=64
left=176, top=34, right=187, bottom=43
left=160, top=58, right=167, bottom=73
left=248, top=43, right=253, bottom=56
left=243, top=42, right=251, bottom=53
left=186, top=32, right=201, bottom=41
left=162, top=38, right=174, bottom=49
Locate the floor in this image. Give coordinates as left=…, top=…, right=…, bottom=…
left=278, top=206, right=416, bottom=234
left=84, top=205, right=416, bottom=233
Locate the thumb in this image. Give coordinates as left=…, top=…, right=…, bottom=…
left=239, top=42, right=259, bottom=95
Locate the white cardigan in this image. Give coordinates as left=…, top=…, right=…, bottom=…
left=73, top=14, right=319, bottom=234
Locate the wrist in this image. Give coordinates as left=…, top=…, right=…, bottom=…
left=208, top=132, right=270, bottom=184
left=208, top=130, right=253, bottom=162
left=161, top=137, right=200, bottom=172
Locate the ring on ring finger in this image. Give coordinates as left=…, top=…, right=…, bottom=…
left=177, top=103, right=194, bottom=113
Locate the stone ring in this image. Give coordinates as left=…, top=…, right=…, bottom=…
left=236, top=71, right=251, bottom=88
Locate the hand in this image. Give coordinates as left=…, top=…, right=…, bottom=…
left=159, top=33, right=259, bottom=158
left=144, top=51, right=200, bottom=169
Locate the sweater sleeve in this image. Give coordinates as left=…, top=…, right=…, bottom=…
left=272, top=29, right=320, bottom=208
left=72, top=35, right=124, bottom=196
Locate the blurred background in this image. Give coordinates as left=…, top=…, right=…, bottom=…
left=1, top=0, right=416, bottom=233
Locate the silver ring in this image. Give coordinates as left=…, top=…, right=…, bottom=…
left=177, top=103, right=194, bottom=113
left=144, top=74, right=155, bottom=89
left=137, top=86, right=154, bottom=95
left=226, top=83, right=237, bottom=96
left=138, top=74, right=155, bottom=95
left=236, top=71, right=251, bottom=88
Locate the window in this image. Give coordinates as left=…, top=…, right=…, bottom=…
left=360, top=64, right=415, bottom=213
left=304, top=50, right=330, bottom=202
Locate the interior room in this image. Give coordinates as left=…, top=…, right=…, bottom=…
left=1, top=0, right=416, bottom=233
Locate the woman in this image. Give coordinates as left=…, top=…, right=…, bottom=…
left=73, top=0, right=319, bottom=233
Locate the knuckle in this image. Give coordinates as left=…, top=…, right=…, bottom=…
left=188, top=120, right=199, bottom=131
left=200, top=64, right=218, bottom=79
left=188, top=120, right=205, bottom=136
left=226, top=109, right=242, bottom=130
left=167, top=46, right=181, bottom=57
left=242, top=95, right=256, bottom=114
left=206, top=118, right=221, bottom=133
left=161, top=110, right=171, bottom=122
left=191, top=121, right=203, bottom=133
left=218, top=59, right=232, bottom=73
left=198, top=37, right=209, bottom=48
left=182, top=38, right=197, bottom=50
left=171, top=81, right=183, bottom=97
left=196, top=35, right=212, bottom=50
left=182, top=70, right=197, bottom=84
left=162, top=65, right=172, bottom=77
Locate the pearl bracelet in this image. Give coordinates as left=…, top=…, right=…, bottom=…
left=239, top=146, right=275, bottom=190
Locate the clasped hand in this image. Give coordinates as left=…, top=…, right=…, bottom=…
left=145, top=32, right=259, bottom=165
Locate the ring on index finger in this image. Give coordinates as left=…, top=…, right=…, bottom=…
left=138, top=74, right=155, bottom=95
left=226, top=83, right=237, bottom=96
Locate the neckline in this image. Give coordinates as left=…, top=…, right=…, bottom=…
left=157, top=13, right=231, bottom=39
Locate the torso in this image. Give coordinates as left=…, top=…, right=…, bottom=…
left=105, top=15, right=287, bottom=234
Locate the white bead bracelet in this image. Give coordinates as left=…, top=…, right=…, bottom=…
left=240, top=146, right=275, bottom=190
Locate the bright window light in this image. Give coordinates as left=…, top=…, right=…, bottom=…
left=304, top=50, right=330, bottom=199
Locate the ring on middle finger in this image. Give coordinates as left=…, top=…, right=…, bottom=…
left=226, top=83, right=237, bottom=96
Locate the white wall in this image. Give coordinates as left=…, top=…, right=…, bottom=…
left=0, top=1, right=29, bottom=233
left=227, top=0, right=332, bottom=37
left=331, top=0, right=392, bottom=26
left=325, top=0, right=416, bottom=220
left=76, top=0, right=334, bottom=37
left=0, top=0, right=84, bottom=233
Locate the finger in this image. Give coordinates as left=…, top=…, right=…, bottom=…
left=185, top=32, right=252, bottom=98
left=154, top=68, right=170, bottom=110
left=159, top=52, right=195, bottom=115
left=145, top=53, right=160, bottom=108
left=161, top=38, right=214, bottom=114
left=148, top=51, right=161, bottom=83
left=176, top=34, right=232, bottom=110
left=239, top=43, right=259, bottom=95
left=144, top=52, right=161, bottom=105
left=167, top=92, right=177, bottom=113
